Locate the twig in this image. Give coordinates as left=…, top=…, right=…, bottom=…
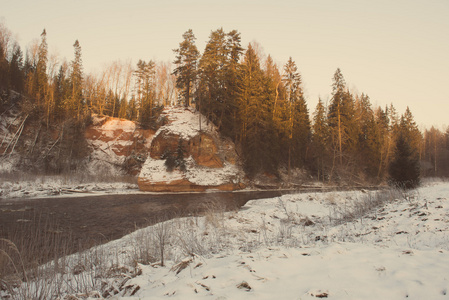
left=3, top=115, right=28, bottom=155
left=60, top=189, right=89, bottom=194
left=44, top=136, right=61, bottom=158
left=0, top=115, right=19, bottom=148
left=0, top=103, right=16, bottom=118
left=9, top=115, right=28, bottom=158
left=28, top=124, right=42, bottom=155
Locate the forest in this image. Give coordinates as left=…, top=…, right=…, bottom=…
left=1, top=23, right=448, bottom=183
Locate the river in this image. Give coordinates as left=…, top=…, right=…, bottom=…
left=0, top=190, right=294, bottom=259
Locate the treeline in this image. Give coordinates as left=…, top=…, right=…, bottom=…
left=1, top=23, right=448, bottom=180
left=0, top=24, right=175, bottom=129
left=172, top=28, right=449, bottom=181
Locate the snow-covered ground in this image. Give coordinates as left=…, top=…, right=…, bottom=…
left=110, top=182, right=449, bottom=299
left=0, top=175, right=139, bottom=199
left=4, top=180, right=448, bottom=299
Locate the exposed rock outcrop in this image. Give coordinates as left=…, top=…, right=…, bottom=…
left=85, top=116, right=155, bottom=176
left=149, top=130, right=224, bottom=168
left=138, top=107, right=244, bottom=192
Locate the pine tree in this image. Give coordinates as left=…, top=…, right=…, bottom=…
left=0, top=23, right=11, bottom=91
left=173, top=29, right=199, bottom=107
left=327, top=68, right=357, bottom=167
left=388, top=132, right=420, bottom=189
left=282, top=57, right=310, bottom=171
left=260, top=56, right=282, bottom=173
left=35, top=29, right=48, bottom=109
left=265, top=55, right=284, bottom=132
left=70, top=40, right=83, bottom=119
left=382, top=103, right=400, bottom=175
left=374, top=106, right=391, bottom=178
left=53, top=63, right=70, bottom=120
left=237, top=44, right=276, bottom=176
left=197, top=29, right=243, bottom=138
left=221, top=30, right=243, bottom=139
left=9, top=43, right=25, bottom=92
left=355, top=93, right=381, bottom=178
left=134, top=59, right=157, bottom=128
left=399, top=107, right=422, bottom=156
left=311, top=98, right=329, bottom=181
left=197, top=28, right=228, bottom=126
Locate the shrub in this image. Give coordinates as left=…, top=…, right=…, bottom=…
left=388, top=133, right=420, bottom=190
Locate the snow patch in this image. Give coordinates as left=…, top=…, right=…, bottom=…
left=156, top=106, right=215, bottom=139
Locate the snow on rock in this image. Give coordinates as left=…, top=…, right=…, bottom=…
left=139, top=157, right=184, bottom=183
left=156, top=106, right=216, bottom=139
left=138, top=106, right=244, bottom=192
left=85, top=115, right=155, bottom=176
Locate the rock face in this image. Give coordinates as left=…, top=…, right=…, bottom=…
left=149, top=131, right=223, bottom=168
left=190, top=133, right=223, bottom=168
left=138, top=107, right=244, bottom=192
left=84, top=116, right=155, bottom=176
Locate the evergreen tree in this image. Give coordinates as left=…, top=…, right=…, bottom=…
left=237, top=44, right=277, bottom=176
left=197, top=28, right=243, bottom=137
left=355, top=93, right=381, bottom=178
left=70, top=40, right=83, bottom=119
left=261, top=56, right=282, bottom=172
left=399, top=106, right=422, bottom=156
left=374, top=106, right=391, bottom=178
left=0, top=23, right=11, bottom=91
left=134, top=59, right=158, bottom=128
left=9, top=43, right=25, bottom=92
left=222, top=30, right=244, bottom=138
left=311, top=98, right=329, bottom=181
left=173, top=29, right=199, bottom=107
left=282, top=57, right=310, bottom=170
left=127, top=95, right=138, bottom=121
left=54, top=63, right=71, bottom=120
left=265, top=55, right=285, bottom=132
left=35, top=29, right=48, bottom=108
left=327, top=68, right=357, bottom=167
left=388, top=133, right=420, bottom=189
left=197, top=28, right=228, bottom=126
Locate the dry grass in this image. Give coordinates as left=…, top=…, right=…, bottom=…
left=0, top=171, right=137, bottom=185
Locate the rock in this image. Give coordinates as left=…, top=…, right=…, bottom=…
left=150, top=130, right=223, bottom=168
left=85, top=116, right=155, bottom=175
left=149, top=130, right=186, bottom=159
left=137, top=107, right=244, bottom=192
left=236, top=281, right=252, bottom=291
left=190, top=133, right=223, bottom=168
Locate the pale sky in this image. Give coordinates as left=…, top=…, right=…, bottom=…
left=2, top=0, right=448, bottom=129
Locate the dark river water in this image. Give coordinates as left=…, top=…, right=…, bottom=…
left=0, top=190, right=294, bottom=259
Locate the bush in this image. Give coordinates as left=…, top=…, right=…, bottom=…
left=162, top=139, right=186, bottom=172
left=388, top=134, right=420, bottom=190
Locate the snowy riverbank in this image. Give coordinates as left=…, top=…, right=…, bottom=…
left=2, top=180, right=448, bottom=299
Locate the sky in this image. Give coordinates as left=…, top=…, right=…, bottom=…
left=2, top=0, right=448, bottom=129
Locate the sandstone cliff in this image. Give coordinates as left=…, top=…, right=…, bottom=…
left=84, top=115, right=155, bottom=176
left=138, top=107, right=244, bottom=192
